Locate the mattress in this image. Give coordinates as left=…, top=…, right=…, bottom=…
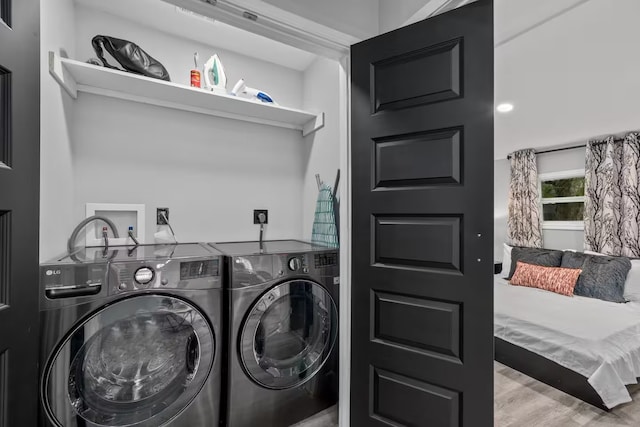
left=494, top=274, right=640, bottom=408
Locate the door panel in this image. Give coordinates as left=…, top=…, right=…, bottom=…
left=351, top=1, right=493, bottom=425
left=373, top=128, right=462, bottom=187
left=372, top=367, right=460, bottom=427
left=373, top=291, right=461, bottom=361
left=0, top=66, right=9, bottom=167
left=0, top=0, right=40, bottom=425
left=371, top=38, right=462, bottom=113
left=374, top=215, right=462, bottom=271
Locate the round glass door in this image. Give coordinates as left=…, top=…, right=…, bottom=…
left=240, top=280, right=338, bottom=390
left=43, top=295, right=214, bottom=427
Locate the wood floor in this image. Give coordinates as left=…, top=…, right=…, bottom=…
left=295, top=363, right=640, bottom=426
left=291, top=405, right=338, bottom=427
left=495, top=362, right=640, bottom=426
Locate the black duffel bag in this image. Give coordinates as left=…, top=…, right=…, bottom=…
left=91, top=35, right=170, bottom=81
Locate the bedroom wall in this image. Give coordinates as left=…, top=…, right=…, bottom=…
left=493, top=0, right=640, bottom=259
left=494, top=149, right=586, bottom=260
left=40, top=3, right=311, bottom=261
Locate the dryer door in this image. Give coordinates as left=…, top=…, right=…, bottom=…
left=42, top=295, right=215, bottom=427
left=240, top=279, right=338, bottom=389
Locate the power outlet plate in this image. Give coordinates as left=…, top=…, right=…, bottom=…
left=157, top=208, right=169, bottom=225
left=253, top=209, right=268, bottom=224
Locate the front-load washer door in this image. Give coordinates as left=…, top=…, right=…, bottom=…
left=240, top=279, right=338, bottom=389
left=43, top=295, right=215, bottom=427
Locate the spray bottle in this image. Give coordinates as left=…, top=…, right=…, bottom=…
left=203, top=54, right=227, bottom=93
left=231, top=78, right=275, bottom=104
left=190, top=52, right=201, bottom=88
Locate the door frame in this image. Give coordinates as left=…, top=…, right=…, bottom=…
left=337, top=54, right=352, bottom=427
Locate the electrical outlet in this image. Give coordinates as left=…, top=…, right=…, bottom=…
left=157, top=208, right=169, bottom=225
left=253, top=209, right=268, bottom=224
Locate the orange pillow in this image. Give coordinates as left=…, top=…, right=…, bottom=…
left=510, top=261, right=582, bottom=297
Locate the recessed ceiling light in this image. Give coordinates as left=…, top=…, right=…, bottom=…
left=497, top=103, right=514, bottom=113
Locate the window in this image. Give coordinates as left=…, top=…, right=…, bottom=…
left=539, top=169, right=585, bottom=230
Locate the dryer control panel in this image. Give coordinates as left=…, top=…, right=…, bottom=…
left=226, top=249, right=339, bottom=288
left=276, top=251, right=339, bottom=279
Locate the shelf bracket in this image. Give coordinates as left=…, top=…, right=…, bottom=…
left=48, top=51, right=78, bottom=99
left=303, top=112, right=325, bottom=137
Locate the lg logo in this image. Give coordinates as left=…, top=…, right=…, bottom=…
left=46, top=269, right=61, bottom=276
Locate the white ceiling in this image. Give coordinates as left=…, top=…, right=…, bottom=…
left=75, top=0, right=318, bottom=71
left=72, top=0, right=594, bottom=71
left=494, top=0, right=602, bottom=159
left=77, top=0, right=559, bottom=73
left=495, top=0, right=591, bottom=46
left=262, top=0, right=380, bottom=40
left=379, top=0, right=433, bottom=34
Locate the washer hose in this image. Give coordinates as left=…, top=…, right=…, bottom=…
left=67, top=215, right=120, bottom=254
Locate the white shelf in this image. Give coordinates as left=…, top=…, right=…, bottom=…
left=48, top=52, right=324, bottom=136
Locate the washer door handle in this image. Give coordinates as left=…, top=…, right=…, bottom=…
left=45, top=283, right=101, bottom=299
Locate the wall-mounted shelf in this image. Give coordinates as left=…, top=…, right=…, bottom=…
left=48, top=52, right=324, bottom=136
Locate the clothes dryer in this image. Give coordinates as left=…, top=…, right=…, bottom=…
left=211, top=240, right=339, bottom=427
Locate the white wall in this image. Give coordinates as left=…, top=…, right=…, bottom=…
left=494, top=149, right=586, bottom=259
left=301, top=57, right=342, bottom=240
left=40, top=0, right=77, bottom=261
left=494, top=158, right=509, bottom=261
left=494, top=0, right=640, bottom=159
left=493, top=0, right=640, bottom=256
left=70, top=94, right=305, bottom=246
left=74, top=6, right=303, bottom=108
left=40, top=4, right=313, bottom=260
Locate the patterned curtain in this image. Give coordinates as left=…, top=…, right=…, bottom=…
left=584, top=133, right=640, bottom=257
left=507, top=149, right=543, bottom=248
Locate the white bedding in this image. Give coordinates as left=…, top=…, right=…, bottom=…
left=494, top=274, right=640, bottom=408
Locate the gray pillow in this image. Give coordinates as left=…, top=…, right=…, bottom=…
left=507, top=247, right=563, bottom=279
left=561, top=252, right=631, bottom=303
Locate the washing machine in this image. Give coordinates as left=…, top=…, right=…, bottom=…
left=39, top=243, right=224, bottom=427
left=210, top=239, right=339, bottom=427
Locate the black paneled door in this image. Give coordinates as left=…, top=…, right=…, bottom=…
left=350, top=1, right=494, bottom=426
left=0, top=0, right=41, bottom=425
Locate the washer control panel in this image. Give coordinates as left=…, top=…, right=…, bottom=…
left=40, top=263, right=107, bottom=290
left=110, top=257, right=222, bottom=294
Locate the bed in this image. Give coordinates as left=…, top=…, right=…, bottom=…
left=494, top=274, right=640, bottom=410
